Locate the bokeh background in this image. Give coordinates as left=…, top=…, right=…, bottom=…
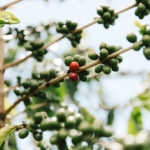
left=1, top=0, right=150, bottom=149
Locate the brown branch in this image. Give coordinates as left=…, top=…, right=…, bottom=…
left=0, top=29, right=4, bottom=113
left=3, top=3, right=137, bottom=71
left=3, top=44, right=133, bottom=118
left=0, top=0, right=21, bottom=10
left=4, top=84, right=20, bottom=95
left=3, top=54, right=32, bottom=71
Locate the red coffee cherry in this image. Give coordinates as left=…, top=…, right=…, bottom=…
left=69, top=72, right=79, bottom=82
left=69, top=62, right=79, bottom=72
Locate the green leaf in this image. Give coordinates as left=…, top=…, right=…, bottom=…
left=134, top=20, right=143, bottom=29
left=128, top=107, right=142, bottom=135
left=0, top=11, right=20, bottom=27
left=107, top=109, right=114, bottom=125
left=79, top=107, right=94, bottom=123
left=0, top=125, right=17, bottom=147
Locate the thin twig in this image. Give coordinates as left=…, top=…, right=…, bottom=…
left=3, top=3, right=137, bottom=70
left=4, top=84, right=20, bottom=94
left=0, top=29, right=4, bottom=113
left=0, top=0, right=21, bottom=10
left=3, top=44, right=133, bottom=117
left=3, top=54, right=32, bottom=71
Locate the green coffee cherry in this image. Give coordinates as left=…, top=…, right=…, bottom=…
left=79, top=75, right=87, bottom=82
left=100, top=42, right=107, bottom=50
left=40, top=71, right=50, bottom=80
left=40, top=119, right=50, bottom=131
left=126, top=33, right=137, bottom=43
left=53, top=82, right=60, bottom=88
left=62, top=25, right=69, bottom=33
left=24, top=89, right=30, bottom=95
left=103, top=12, right=111, bottom=20
left=14, top=89, right=20, bottom=96
left=34, top=112, right=47, bottom=123
left=88, top=52, right=99, bottom=60
left=108, top=8, right=114, bottom=15
left=64, top=56, right=73, bottom=66
left=79, top=70, right=90, bottom=76
left=70, top=21, right=77, bottom=30
left=24, top=98, right=32, bottom=106
left=66, top=33, right=74, bottom=40
left=49, top=134, right=58, bottom=145
left=56, top=108, right=66, bottom=122
left=107, top=58, right=119, bottom=66
left=104, top=23, right=109, bottom=29
left=66, top=19, right=72, bottom=28
left=58, top=128, right=68, bottom=139
left=111, top=65, right=119, bottom=72
left=107, top=45, right=116, bottom=54
left=74, top=113, right=84, bottom=124
left=30, top=80, right=38, bottom=90
left=30, top=121, right=39, bottom=130
left=115, top=46, right=123, bottom=51
left=33, top=132, right=43, bottom=141
left=115, top=56, right=123, bottom=63
left=138, top=3, right=145, bottom=12
left=30, top=41, right=44, bottom=49
left=58, top=22, right=64, bottom=27
left=95, top=65, right=103, bottom=73
left=78, top=56, right=86, bottom=66
left=48, top=117, right=60, bottom=130
left=78, top=121, right=92, bottom=135
left=73, top=55, right=80, bottom=62
left=97, top=18, right=104, bottom=24
left=18, top=129, right=29, bottom=139
left=22, top=80, right=30, bottom=89
left=143, top=47, right=150, bottom=60
left=142, top=35, right=150, bottom=45
left=24, top=42, right=33, bottom=51
left=103, top=65, right=111, bottom=74
left=100, top=49, right=109, bottom=59
left=133, top=42, right=142, bottom=51
left=93, top=120, right=103, bottom=137
left=49, top=68, right=56, bottom=78
left=71, top=40, right=78, bottom=47
left=65, top=116, right=77, bottom=128
left=102, top=126, right=113, bottom=137
left=145, top=26, right=150, bottom=35
left=97, top=7, right=104, bottom=15
left=70, top=130, right=82, bottom=145
left=56, top=26, right=62, bottom=33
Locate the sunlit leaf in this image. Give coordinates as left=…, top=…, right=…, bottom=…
left=107, top=109, right=114, bottom=125
left=0, top=125, right=17, bottom=147
left=0, top=11, right=20, bottom=27
left=79, top=107, right=94, bottom=123
left=128, top=107, right=142, bottom=135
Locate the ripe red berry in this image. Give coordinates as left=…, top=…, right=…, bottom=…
left=69, top=62, right=79, bottom=72
left=69, top=72, right=79, bottom=82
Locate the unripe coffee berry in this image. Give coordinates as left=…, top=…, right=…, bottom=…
left=69, top=62, right=79, bottom=72
left=69, top=72, right=79, bottom=82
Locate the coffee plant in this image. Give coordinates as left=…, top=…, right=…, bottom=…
left=0, top=0, right=150, bottom=150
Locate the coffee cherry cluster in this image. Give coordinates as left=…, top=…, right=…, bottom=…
left=135, top=0, right=150, bottom=19
left=96, top=4, right=118, bottom=29
left=115, top=130, right=149, bottom=150
left=126, top=26, right=150, bottom=60
left=18, top=108, right=113, bottom=149
left=88, top=43, right=123, bottom=75
left=14, top=68, right=61, bottom=103
left=64, top=55, right=89, bottom=82
left=56, top=19, right=83, bottom=47
left=18, top=111, right=47, bottom=141
left=24, top=40, right=47, bottom=62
